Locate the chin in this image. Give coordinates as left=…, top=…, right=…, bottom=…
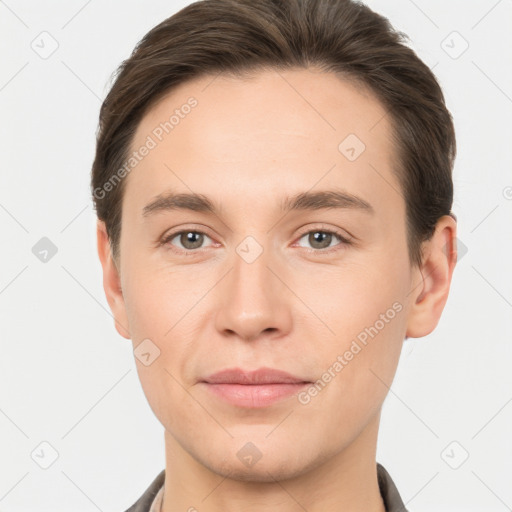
left=208, top=459, right=303, bottom=483
left=200, top=444, right=320, bottom=484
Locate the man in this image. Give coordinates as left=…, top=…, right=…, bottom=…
left=92, top=0, right=458, bottom=510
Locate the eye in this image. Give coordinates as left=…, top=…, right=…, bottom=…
left=160, top=227, right=352, bottom=254
left=161, top=230, right=215, bottom=251
left=295, top=228, right=351, bottom=252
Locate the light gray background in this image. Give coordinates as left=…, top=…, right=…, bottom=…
left=1, top=1, right=511, bottom=511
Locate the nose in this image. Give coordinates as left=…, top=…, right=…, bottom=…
left=214, top=242, right=293, bottom=342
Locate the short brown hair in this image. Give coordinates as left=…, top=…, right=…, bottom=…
left=91, top=0, right=456, bottom=268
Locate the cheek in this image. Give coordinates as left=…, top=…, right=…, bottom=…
left=300, top=255, right=406, bottom=332
left=298, top=258, right=407, bottom=402
left=121, top=250, right=187, bottom=339
left=123, top=268, right=198, bottom=426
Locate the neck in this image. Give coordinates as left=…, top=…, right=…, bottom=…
left=161, top=411, right=386, bottom=512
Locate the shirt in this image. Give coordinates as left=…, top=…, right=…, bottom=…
left=124, top=462, right=408, bottom=512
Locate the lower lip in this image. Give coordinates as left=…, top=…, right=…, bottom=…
left=201, top=382, right=310, bottom=408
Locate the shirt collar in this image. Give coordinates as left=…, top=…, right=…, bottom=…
left=377, top=462, right=409, bottom=512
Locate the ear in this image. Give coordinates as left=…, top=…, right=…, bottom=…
left=405, top=214, right=458, bottom=339
left=96, top=220, right=131, bottom=339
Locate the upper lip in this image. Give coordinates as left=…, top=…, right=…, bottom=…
left=201, top=367, right=310, bottom=385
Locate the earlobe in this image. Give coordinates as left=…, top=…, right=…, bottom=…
left=405, top=215, right=458, bottom=339
left=96, top=220, right=131, bottom=340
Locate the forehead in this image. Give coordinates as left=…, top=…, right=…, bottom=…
left=124, top=67, right=402, bottom=222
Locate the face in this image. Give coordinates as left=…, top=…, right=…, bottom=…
left=98, top=68, right=452, bottom=482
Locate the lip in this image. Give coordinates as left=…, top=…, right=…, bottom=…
left=202, top=367, right=308, bottom=385
left=200, top=367, right=311, bottom=408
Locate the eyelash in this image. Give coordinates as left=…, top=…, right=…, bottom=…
left=160, top=226, right=352, bottom=255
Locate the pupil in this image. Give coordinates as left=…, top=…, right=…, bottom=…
left=182, top=232, right=203, bottom=249
left=310, top=231, right=331, bottom=249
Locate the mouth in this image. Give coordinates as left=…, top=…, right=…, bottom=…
left=199, top=367, right=311, bottom=408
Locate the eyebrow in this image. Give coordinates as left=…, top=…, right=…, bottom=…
left=142, top=189, right=375, bottom=218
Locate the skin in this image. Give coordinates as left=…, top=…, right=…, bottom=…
left=97, top=67, right=457, bottom=512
